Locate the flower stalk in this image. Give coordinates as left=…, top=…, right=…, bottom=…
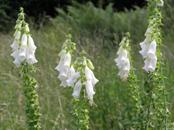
left=11, top=7, right=41, bottom=130
left=72, top=54, right=98, bottom=130
left=139, top=0, right=170, bottom=129
left=55, top=36, right=98, bottom=130
left=115, top=33, right=141, bottom=129
left=20, top=63, right=41, bottom=130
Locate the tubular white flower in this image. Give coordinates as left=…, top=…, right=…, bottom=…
left=59, top=66, right=80, bottom=87
left=13, top=58, right=21, bottom=67
left=26, top=36, right=37, bottom=64
left=55, top=50, right=80, bottom=87
left=143, top=55, right=157, bottom=72
left=72, top=80, right=82, bottom=98
left=115, top=47, right=130, bottom=80
left=26, top=52, right=38, bottom=64
left=147, top=40, right=157, bottom=57
left=139, top=38, right=151, bottom=58
left=21, top=34, right=28, bottom=46
left=11, top=40, right=19, bottom=51
left=115, top=49, right=129, bottom=68
left=84, top=66, right=98, bottom=102
left=139, top=27, right=158, bottom=72
left=66, top=67, right=80, bottom=86
left=85, top=66, right=99, bottom=86
left=58, top=67, right=70, bottom=80
left=11, top=31, right=38, bottom=67
left=14, top=31, right=21, bottom=40
left=11, top=50, right=21, bottom=67
left=18, top=48, right=27, bottom=62
left=55, top=50, right=71, bottom=71
left=85, top=80, right=95, bottom=101
left=28, top=35, right=37, bottom=51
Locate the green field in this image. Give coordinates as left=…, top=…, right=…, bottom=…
left=0, top=1, right=174, bottom=130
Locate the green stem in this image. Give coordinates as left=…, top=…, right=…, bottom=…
left=72, top=98, right=89, bottom=130
left=20, top=63, right=41, bottom=130
left=126, top=70, right=141, bottom=129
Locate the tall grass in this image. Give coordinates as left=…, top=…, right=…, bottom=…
left=0, top=1, right=174, bottom=129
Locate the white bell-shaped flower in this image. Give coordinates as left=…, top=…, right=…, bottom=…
left=143, top=55, right=157, bottom=72
left=21, top=34, right=28, bottom=46
left=115, top=49, right=130, bottom=69
left=26, top=51, right=38, bottom=64
left=26, top=36, right=37, bottom=64
left=58, top=67, right=70, bottom=81
left=84, top=66, right=98, bottom=102
left=55, top=50, right=71, bottom=71
left=72, top=80, right=82, bottom=98
left=66, top=67, right=80, bottom=86
left=139, top=38, right=151, bottom=58
left=115, top=47, right=130, bottom=80
left=11, top=50, right=21, bottom=67
left=118, top=61, right=130, bottom=80
left=14, top=31, right=21, bottom=40
left=11, top=32, right=38, bottom=67
left=28, top=35, right=37, bottom=50
left=55, top=50, right=75, bottom=87
left=85, top=66, right=99, bottom=86
left=146, top=40, right=157, bottom=57
left=18, top=48, right=27, bottom=62
left=11, top=40, right=19, bottom=51
left=140, top=27, right=158, bottom=72
left=142, top=40, right=157, bottom=72
left=56, top=50, right=80, bottom=87
left=85, top=80, right=95, bottom=101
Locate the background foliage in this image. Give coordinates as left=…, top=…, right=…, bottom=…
left=0, top=0, right=146, bottom=32
left=0, top=0, right=174, bottom=129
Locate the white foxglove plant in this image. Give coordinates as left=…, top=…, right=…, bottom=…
left=55, top=36, right=98, bottom=129
left=115, top=34, right=130, bottom=80
left=115, top=33, right=141, bottom=129
left=11, top=16, right=37, bottom=67
left=11, top=8, right=41, bottom=130
left=72, top=55, right=98, bottom=130
left=139, top=27, right=157, bottom=72
left=72, top=56, right=98, bottom=103
left=55, top=35, right=98, bottom=104
left=140, top=0, right=171, bottom=129
left=55, top=34, right=79, bottom=87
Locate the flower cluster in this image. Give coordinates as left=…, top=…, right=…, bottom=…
left=11, top=9, right=37, bottom=67
left=55, top=50, right=80, bottom=87
left=72, top=63, right=98, bottom=103
left=115, top=36, right=130, bottom=80
left=139, top=27, right=157, bottom=72
left=11, top=8, right=41, bottom=130
left=55, top=36, right=98, bottom=103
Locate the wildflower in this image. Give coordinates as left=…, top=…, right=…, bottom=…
left=72, top=80, right=82, bottom=98
left=115, top=39, right=130, bottom=80
left=84, top=66, right=98, bottom=101
left=11, top=23, right=37, bottom=67
left=55, top=50, right=80, bottom=87
left=71, top=57, right=99, bottom=103
left=139, top=27, right=157, bottom=72
left=11, top=8, right=41, bottom=130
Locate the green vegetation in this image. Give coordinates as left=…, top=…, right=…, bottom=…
left=0, top=1, right=174, bottom=129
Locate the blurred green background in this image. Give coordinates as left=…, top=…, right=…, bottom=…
left=0, top=0, right=174, bottom=129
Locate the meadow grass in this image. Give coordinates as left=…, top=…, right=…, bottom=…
left=0, top=1, right=174, bottom=129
